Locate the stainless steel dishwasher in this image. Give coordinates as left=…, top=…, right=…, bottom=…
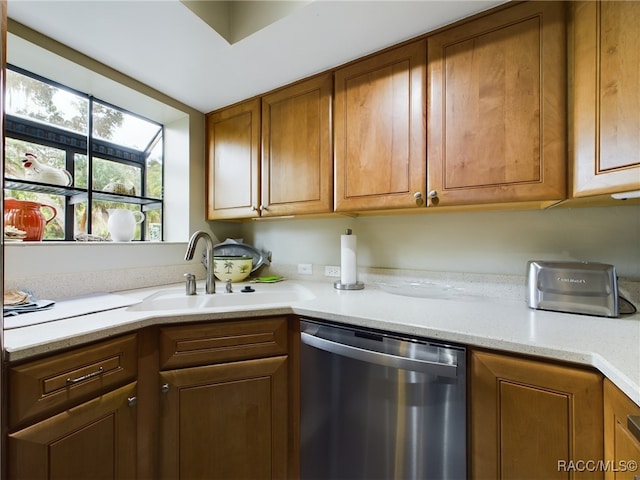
left=300, top=318, right=466, bottom=480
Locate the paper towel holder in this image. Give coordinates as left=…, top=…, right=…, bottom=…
left=334, top=281, right=365, bottom=290
left=334, top=228, right=365, bottom=290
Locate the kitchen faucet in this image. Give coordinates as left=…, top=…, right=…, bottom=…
left=184, top=230, right=216, bottom=294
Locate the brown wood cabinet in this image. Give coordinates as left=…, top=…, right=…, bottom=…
left=8, top=383, right=138, bottom=480
left=470, top=350, right=604, bottom=480
left=5, top=318, right=299, bottom=479
left=6, top=335, right=139, bottom=479
left=428, top=2, right=567, bottom=207
left=206, top=98, right=261, bottom=220
left=604, top=379, right=640, bottom=480
left=261, top=73, right=333, bottom=216
left=334, top=40, right=427, bottom=212
left=571, top=1, right=640, bottom=198
left=206, top=75, right=333, bottom=220
left=159, top=356, right=288, bottom=479
left=157, top=317, right=296, bottom=479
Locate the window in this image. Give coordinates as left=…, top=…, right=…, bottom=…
left=4, top=66, right=164, bottom=241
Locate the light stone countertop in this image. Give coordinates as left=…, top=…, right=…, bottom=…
left=3, top=278, right=639, bottom=406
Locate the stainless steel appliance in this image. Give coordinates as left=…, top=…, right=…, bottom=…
left=526, top=260, right=619, bottom=317
left=300, top=319, right=467, bottom=480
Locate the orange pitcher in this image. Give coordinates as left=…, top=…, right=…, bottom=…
left=4, top=198, right=58, bottom=241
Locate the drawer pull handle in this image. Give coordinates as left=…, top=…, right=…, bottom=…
left=66, top=366, right=104, bottom=385
left=628, top=415, right=640, bottom=443
left=128, top=396, right=137, bottom=407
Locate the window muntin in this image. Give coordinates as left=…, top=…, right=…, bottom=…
left=3, top=65, right=164, bottom=241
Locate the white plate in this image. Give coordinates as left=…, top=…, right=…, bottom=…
left=377, top=281, right=463, bottom=299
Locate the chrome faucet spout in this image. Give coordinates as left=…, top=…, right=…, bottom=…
left=185, top=230, right=216, bottom=294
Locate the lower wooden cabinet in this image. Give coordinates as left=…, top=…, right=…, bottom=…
left=8, top=382, right=138, bottom=479
left=604, top=379, right=640, bottom=480
left=159, top=356, right=289, bottom=479
left=155, top=316, right=297, bottom=479
left=470, top=350, right=604, bottom=480
left=5, top=318, right=298, bottom=480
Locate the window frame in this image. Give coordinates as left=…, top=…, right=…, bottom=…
left=3, top=64, right=164, bottom=241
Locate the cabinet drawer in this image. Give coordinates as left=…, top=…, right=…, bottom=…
left=8, top=334, right=138, bottom=429
left=159, top=317, right=288, bottom=370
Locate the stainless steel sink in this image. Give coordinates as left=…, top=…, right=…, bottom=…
left=127, top=283, right=314, bottom=312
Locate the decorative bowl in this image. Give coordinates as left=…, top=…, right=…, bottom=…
left=213, top=256, right=253, bottom=282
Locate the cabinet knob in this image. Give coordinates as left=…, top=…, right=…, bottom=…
left=260, top=205, right=268, bottom=212
left=413, top=192, right=424, bottom=207
left=161, top=383, right=170, bottom=394
left=127, top=396, right=137, bottom=407
left=251, top=205, right=257, bottom=212
left=427, top=190, right=438, bottom=199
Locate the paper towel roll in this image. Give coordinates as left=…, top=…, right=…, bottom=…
left=340, top=232, right=357, bottom=285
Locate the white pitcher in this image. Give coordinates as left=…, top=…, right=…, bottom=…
left=107, top=208, right=145, bottom=242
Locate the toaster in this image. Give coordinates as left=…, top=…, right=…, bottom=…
left=526, top=261, right=619, bottom=317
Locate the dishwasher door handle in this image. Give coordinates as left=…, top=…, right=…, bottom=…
left=301, top=332, right=458, bottom=378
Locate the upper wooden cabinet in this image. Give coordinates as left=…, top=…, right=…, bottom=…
left=428, top=2, right=567, bottom=207
left=261, top=73, right=333, bottom=216
left=334, top=40, right=427, bottom=212
left=571, top=1, right=640, bottom=198
left=206, top=98, right=261, bottom=220
left=206, top=75, right=333, bottom=220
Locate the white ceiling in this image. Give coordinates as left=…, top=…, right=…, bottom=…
left=8, top=0, right=504, bottom=114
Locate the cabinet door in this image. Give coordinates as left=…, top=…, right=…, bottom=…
left=261, top=73, right=333, bottom=216
left=206, top=98, right=261, bottom=219
left=8, top=382, right=137, bottom=480
left=428, top=2, right=566, bottom=207
left=572, top=1, right=640, bottom=197
left=470, top=350, right=603, bottom=480
left=334, top=40, right=427, bottom=212
left=604, top=379, right=640, bottom=480
left=159, top=356, right=288, bottom=479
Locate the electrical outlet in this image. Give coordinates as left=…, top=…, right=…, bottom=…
left=325, top=265, right=341, bottom=277
left=298, top=263, right=313, bottom=275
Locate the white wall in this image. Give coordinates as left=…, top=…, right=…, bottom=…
left=241, top=204, right=640, bottom=279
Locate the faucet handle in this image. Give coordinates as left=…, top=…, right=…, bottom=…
left=184, top=273, right=196, bottom=295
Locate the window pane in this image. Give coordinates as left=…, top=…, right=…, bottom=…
left=146, top=135, right=163, bottom=199
left=4, top=190, right=65, bottom=240
left=93, top=157, right=141, bottom=195
left=74, top=199, right=89, bottom=237
left=145, top=208, right=162, bottom=241
left=6, top=69, right=88, bottom=135
left=93, top=101, right=162, bottom=150
left=74, top=153, right=88, bottom=189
